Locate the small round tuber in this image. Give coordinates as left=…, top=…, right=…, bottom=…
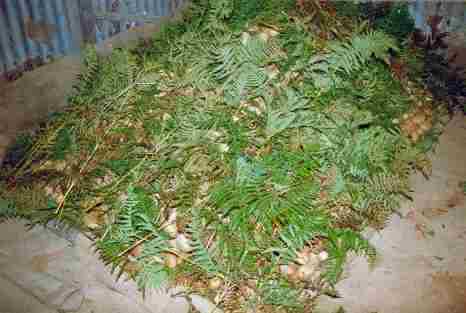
left=165, top=253, right=178, bottom=268
left=208, top=277, right=223, bottom=289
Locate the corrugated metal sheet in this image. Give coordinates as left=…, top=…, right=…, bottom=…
left=0, top=0, right=79, bottom=78
left=412, top=0, right=466, bottom=33
left=93, top=0, right=185, bottom=43
left=0, top=0, right=185, bottom=79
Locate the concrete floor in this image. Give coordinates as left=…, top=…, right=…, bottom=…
left=0, top=220, right=191, bottom=313
left=0, top=55, right=82, bottom=164
left=0, top=54, right=465, bottom=313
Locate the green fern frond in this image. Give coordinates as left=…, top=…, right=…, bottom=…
left=278, top=212, right=330, bottom=262
left=190, top=34, right=282, bottom=105
left=73, top=47, right=99, bottom=94
left=265, top=88, right=309, bottom=139
left=369, top=173, right=408, bottom=194
left=96, top=185, right=165, bottom=270
left=0, top=197, right=16, bottom=219
left=324, top=228, right=376, bottom=284
left=203, top=0, right=234, bottom=32
left=136, top=262, right=169, bottom=290
left=308, top=31, right=398, bottom=89
left=71, top=49, right=139, bottom=105
left=188, top=208, right=223, bottom=275
left=258, top=279, right=305, bottom=310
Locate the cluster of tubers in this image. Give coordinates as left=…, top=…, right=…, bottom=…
left=396, top=104, right=433, bottom=143
left=44, top=183, right=65, bottom=205
left=126, top=208, right=196, bottom=270
left=159, top=208, right=195, bottom=269
left=245, top=25, right=280, bottom=43
left=208, top=277, right=223, bottom=290
left=279, top=247, right=328, bottom=284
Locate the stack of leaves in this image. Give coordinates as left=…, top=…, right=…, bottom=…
left=0, top=1, right=442, bottom=312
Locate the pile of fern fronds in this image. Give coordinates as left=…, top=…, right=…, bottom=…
left=0, top=1, right=442, bottom=312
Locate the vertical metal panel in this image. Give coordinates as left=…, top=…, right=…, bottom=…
left=136, top=0, right=145, bottom=18
left=29, top=0, right=49, bottom=62
left=1, top=0, right=186, bottom=76
left=154, top=0, right=161, bottom=17
left=91, top=0, right=186, bottom=41
left=413, top=0, right=427, bottom=32
left=64, top=0, right=83, bottom=53
left=97, top=0, right=105, bottom=12
left=0, top=50, right=5, bottom=73
left=91, top=0, right=102, bottom=42
left=0, top=7, right=15, bottom=71
left=133, top=0, right=145, bottom=27
left=161, top=0, right=168, bottom=17
left=17, top=0, right=40, bottom=59
left=80, top=0, right=97, bottom=44
left=43, top=0, right=60, bottom=56
left=103, top=0, right=112, bottom=38
left=94, top=0, right=104, bottom=42
left=147, top=0, right=156, bottom=18
left=120, top=1, right=129, bottom=33
left=5, top=1, right=27, bottom=64
left=54, top=0, right=69, bottom=54
left=0, top=0, right=81, bottom=76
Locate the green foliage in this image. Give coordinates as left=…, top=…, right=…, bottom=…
left=6, top=1, right=436, bottom=312
left=230, top=0, right=265, bottom=29
left=333, top=1, right=362, bottom=19
left=52, top=127, right=75, bottom=160
left=374, top=3, right=414, bottom=41
left=325, top=229, right=375, bottom=284
left=334, top=2, right=414, bottom=41
left=71, top=48, right=138, bottom=105
left=307, top=31, right=398, bottom=89
left=190, top=33, right=283, bottom=105
left=344, top=64, right=411, bottom=128
left=188, top=208, right=224, bottom=275
left=189, top=0, right=294, bottom=32
left=210, top=151, right=327, bottom=266
left=0, top=197, right=16, bottom=219
left=136, top=262, right=168, bottom=290
left=229, top=0, right=295, bottom=30
left=73, top=47, right=99, bottom=96
left=185, top=0, right=236, bottom=34
left=265, top=88, right=310, bottom=139
left=259, top=280, right=305, bottom=311
left=96, top=186, right=170, bottom=289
